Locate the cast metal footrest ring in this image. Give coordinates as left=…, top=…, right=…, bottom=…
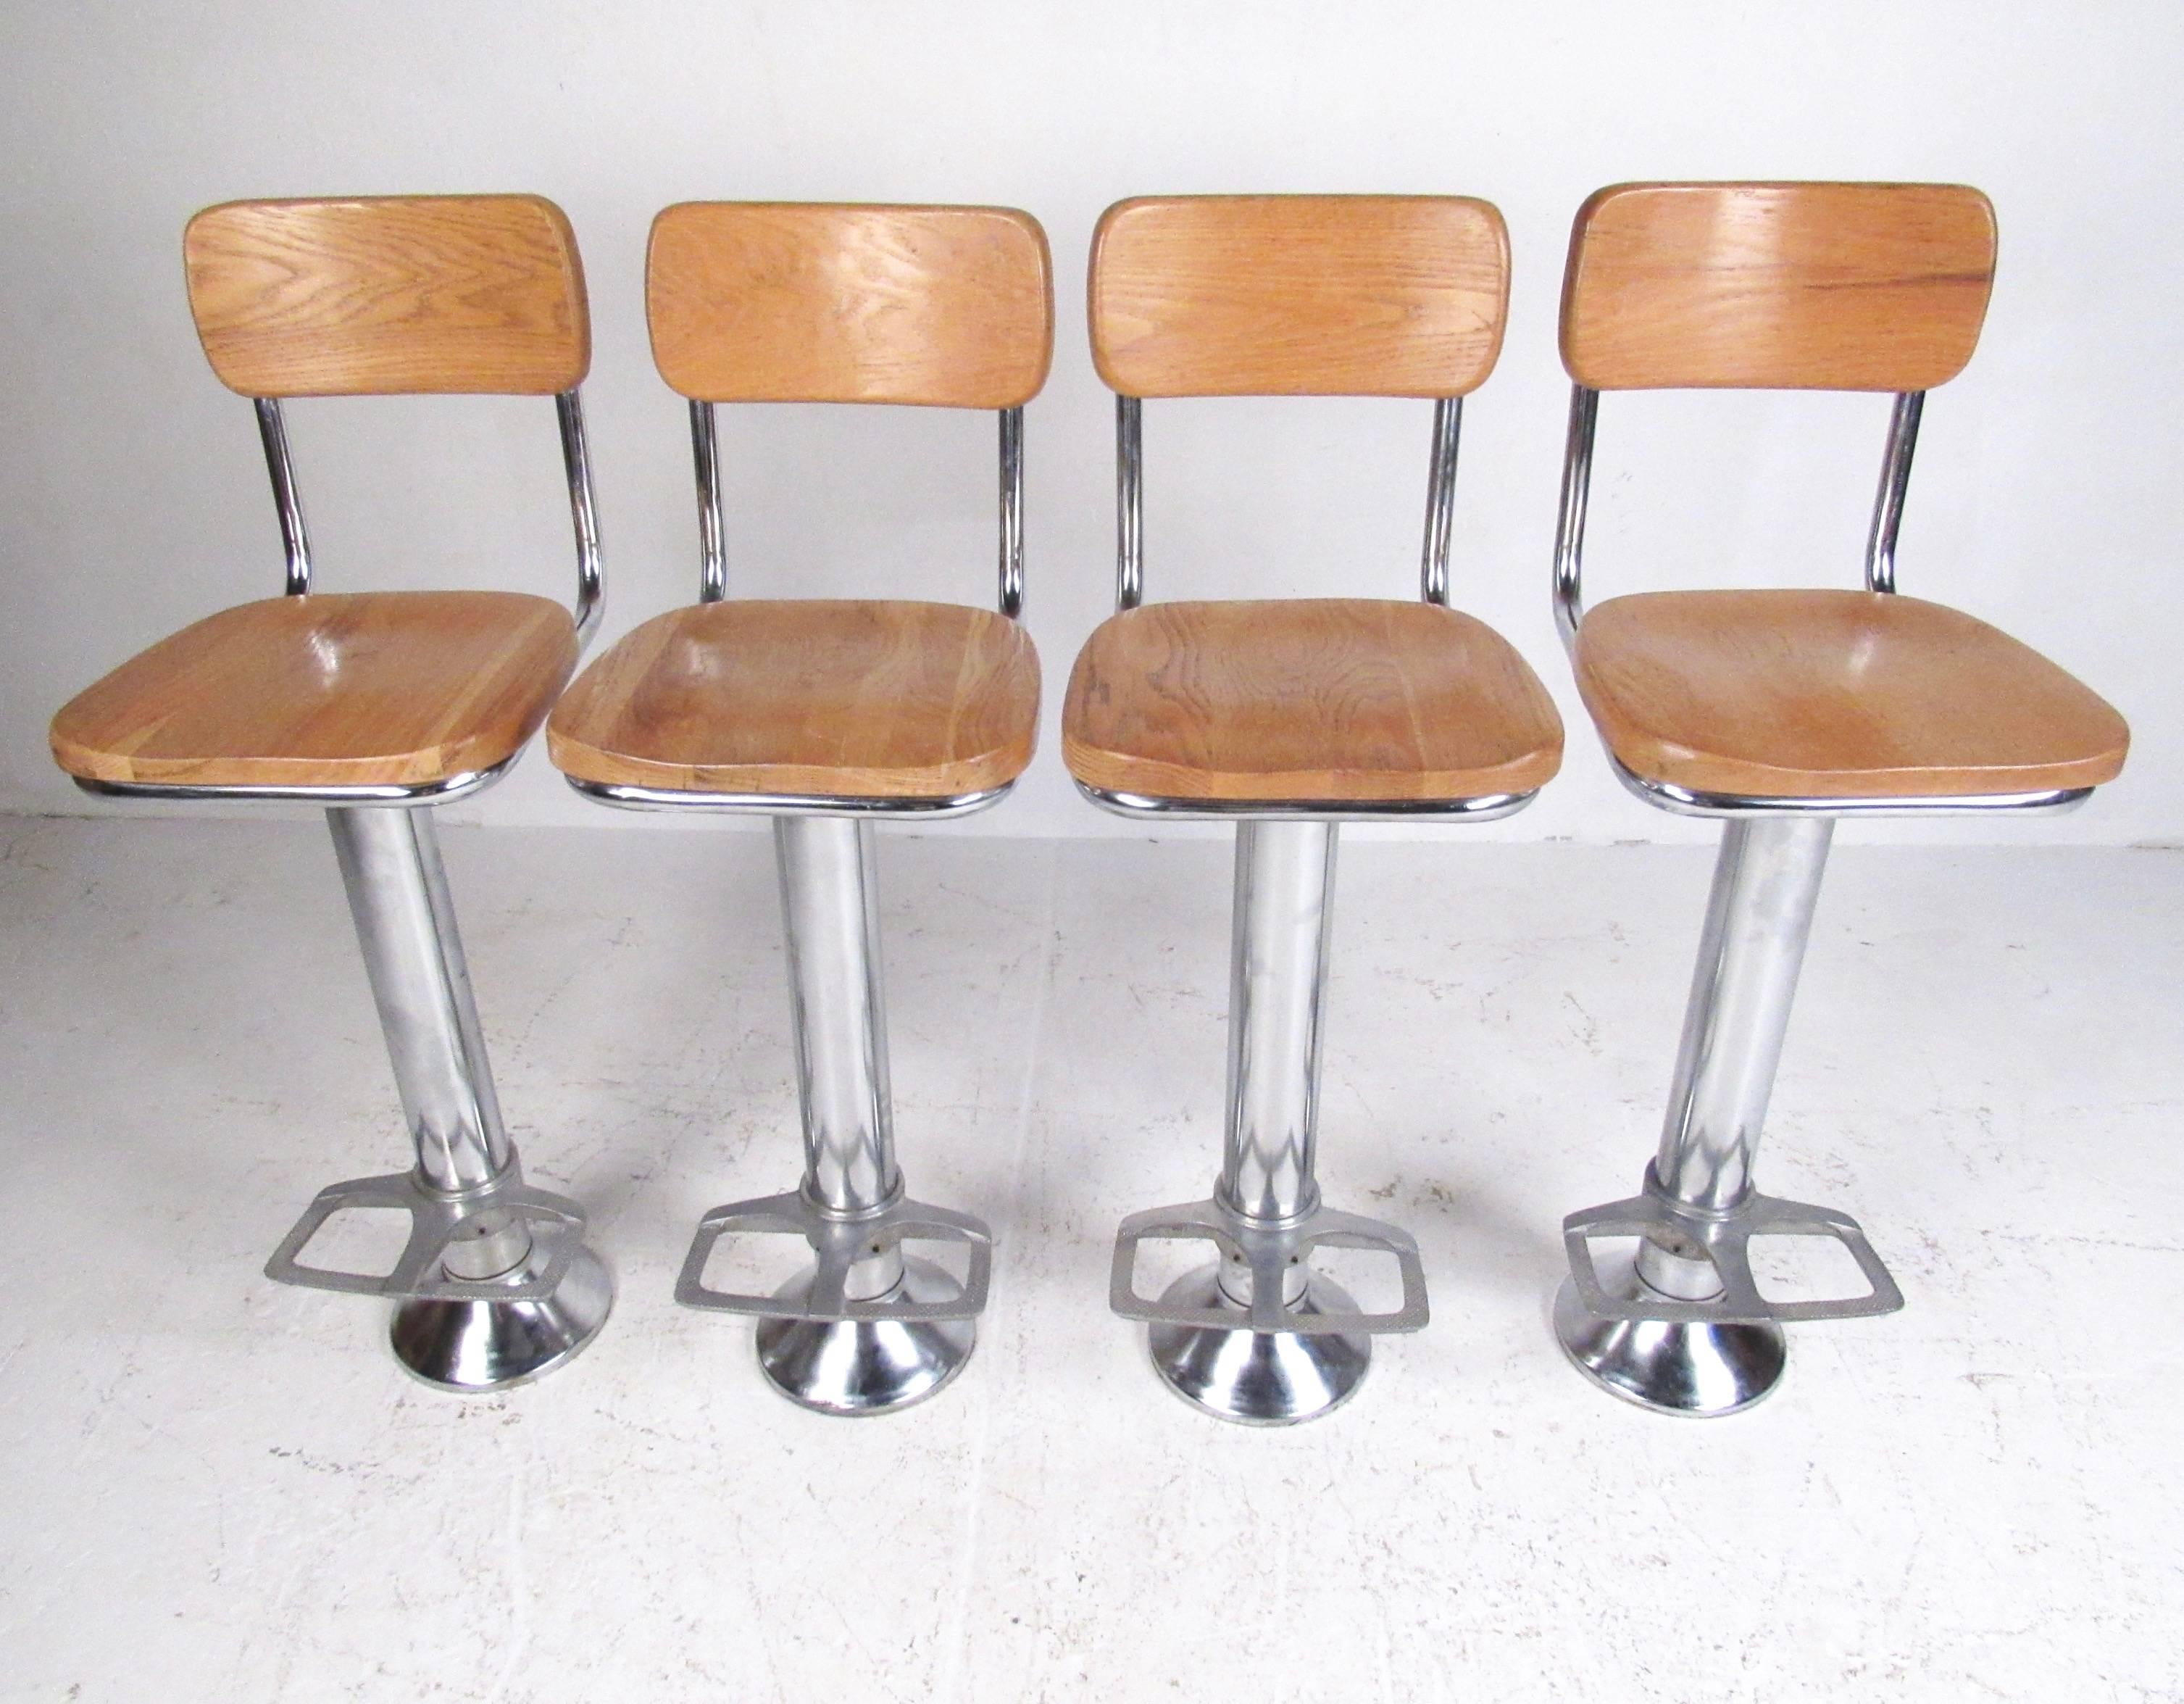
left=675, top=1189, right=993, bottom=1323
left=1110, top=1199, right=1430, bottom=1336
left=1562, top=1176, right=1905, bottom=1326
left=265, top=1167, right=585, bottom=1304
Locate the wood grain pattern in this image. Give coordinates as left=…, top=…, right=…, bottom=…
left=1088, top=196, right=1510, bottom=398
left=1062, top=599, right=1562, bottom=803
left=547, top=600, right=1041, bottom=798
left=183, top=196, right=591, bottom=396
left=50, top=592, right=578, bottom=789
left=1560, top=182, right=1996, bottom=391
left=1573, top=589, right=2128, bottom=797
left=646, top=204, right=1053, bottom=407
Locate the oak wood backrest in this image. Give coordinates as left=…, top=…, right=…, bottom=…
left=1560, top=182, right=1997, bottom=391
left=183, top=196, right=591, bottom=397
left=646, top=203, right=1054, bottom=407
left=1088, top=196, right=1511, bottom=399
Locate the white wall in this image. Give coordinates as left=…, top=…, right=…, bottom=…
left=3, top=1, right=2175, bottom=846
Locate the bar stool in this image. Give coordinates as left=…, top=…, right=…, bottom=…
left=1064, top=196, right=1565, bottom=1424
left=546, top=203, right=1050, bottom=1416
left=47, top=196, right=613, bottom=1392
left=1546, top=182, right=2130, bottom=1416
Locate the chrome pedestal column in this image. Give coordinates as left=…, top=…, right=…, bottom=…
left=675, top=818, right=988, bottom=1416
left=1555, top=817, right=1899, bottom=1417
left=1115, top=822, right=1428, bottom=1426
left=264, top=805, right=612, bottom=1393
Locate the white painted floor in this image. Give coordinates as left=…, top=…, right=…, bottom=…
left=1, top=814, right=2179, bottom=1702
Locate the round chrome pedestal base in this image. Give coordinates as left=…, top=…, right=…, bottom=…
left=390, top=1244, right=614, bottom=1395
left=1551, top=1263, right=1786, bottom=1418
left=754, top=1255, right=975, bottom=1417
left=1146, top=1264, right=1371, bottom=1426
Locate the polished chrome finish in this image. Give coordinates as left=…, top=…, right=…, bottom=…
left=1561, top=1167, right=1902, bottom=1326
left=555, top=388, right=604, bottom=649
left=691, top=399, right=727, bottom=604
left=683, top=398, right=1022, bottom=615
left=1115, top=394, right=1143, bottom=611
left=1112, top=822, right=1425, bottom=1425
left=71, top=754, right=520, bottom=808
left=330, top=806, right=514, bottom=1192
left=780, top=817, right=899, bottom=1215
left=1554, top=817, right=1904, bottom=1415
left=998, top=405, right=1025, bottom=618
left=254, top=386, right=600, bottom=628
left=1112, top=1197, right=1426, bottom=1336
left=267, top=1163, right=588, bottom=1304
left=1552, top=1254, right=1786, bottom=1419
left=678, top=1186, right=991, bottom=1322
left=1552, top=384, right=1599, bottom=652
left=1864, top=390, right=1925, bottom=595
left=254, top=397, right=313, bottom=596
left=675, top=815, right=988, bottom=1414
left=1606, top=756, right=2094, bottom=821
left=754, top=1258, right=976, bottom=1416
left=1660, top=817, right=1835, bottom=1215
left=1420, top=396, right=1462, bottom=607
left=566, top=776, right=1014, bottom=819
left=1074, top=778, right=1538, bottom=825
left=261, top=804, right=611, bottom=1390
left=1559, top=383, right=1934, bottom=633
left=390, top=1241, right=614, bottom=1395
left=1224, top=821, right=1336, bottom=1222
left=1146, top=1265, right=1371, bottom=1426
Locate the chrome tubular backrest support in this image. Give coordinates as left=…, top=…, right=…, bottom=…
left=998, top=406, right=1025, bottom=618
left=554, top=389, right=604, bottom=649
left=680, top=399, right=1027, bottom=620
left=1863, top=390, right=1925, bottom=595
left=1114, top=392, right=1462, bottom=613
left=690, top=399, right=728, bottom=603
left=252, top=390, right=602, bottom=641
left=1552, top=385, right=1600, bottom=652
left=253, top=398, right=313, bottom=597
left=1554, top=384, right=1929, bottom=646
left=1115, top=394, right=1144, bottom=611
left=1419, top=396, right=1462, bottom=607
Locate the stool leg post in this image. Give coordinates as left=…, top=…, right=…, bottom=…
left=1146, top=820, right=1374, bottom=1424
left=1554, top=816, right=1834, bottom=1416
left=751, top=815, right=975, bottom=1415
left=1218, top=820, right=1333, bottom=1231
left=323, top=805, right=611, bottom=1392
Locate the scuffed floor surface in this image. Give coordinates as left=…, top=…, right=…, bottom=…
left=0, top=814, right=2178, bottom=1701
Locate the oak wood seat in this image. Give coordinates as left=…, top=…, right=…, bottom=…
left=1062, top=598, right=1563, bottom=805
left=546, top=599, right=1041, bottom=799
left=49, top=591, right=578, bottom=790
left=1573, top=588, right=2129, bottom=799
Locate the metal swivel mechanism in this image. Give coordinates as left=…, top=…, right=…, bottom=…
left=546, top=202, right=1052, bottom=1416
left=1066, top=196, right=1564, bottom=1424
left=48, top=197, right=617, bottom=1391
left=1545, top=183, right=2130, bottom=1416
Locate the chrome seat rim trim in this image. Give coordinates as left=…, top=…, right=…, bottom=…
left=1074, top=778, right=1538, bottom=824
left=1605, top=754, right=2095, bottom=820
left=69, top=747, right=522, bottom=807
left=564, top=776, right=1015, bottom=819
